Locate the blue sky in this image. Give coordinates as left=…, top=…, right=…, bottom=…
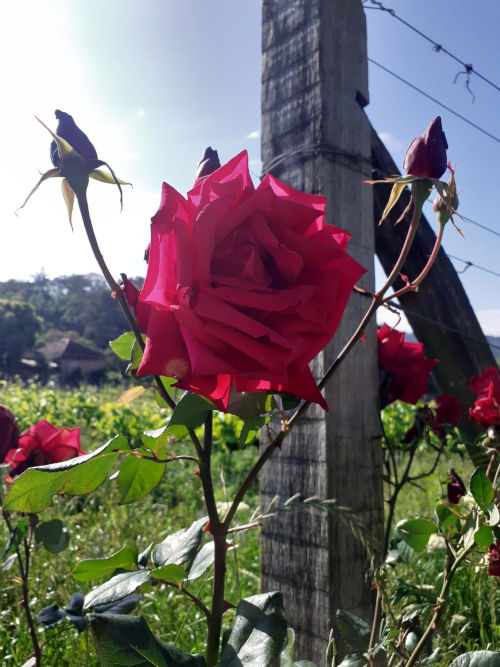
left=2, top=1, right=499, bottom=333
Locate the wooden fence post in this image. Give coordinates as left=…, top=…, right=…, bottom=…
left=260, top=2, right=383, bottom=661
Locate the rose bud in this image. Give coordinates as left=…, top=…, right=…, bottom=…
left=196, top=147, right=221, bottom=179
left=447, top=469, right=466, bottom=505
left=50, top=109, right=98, bottom=167
left=403, top=117, right=448, bottom=179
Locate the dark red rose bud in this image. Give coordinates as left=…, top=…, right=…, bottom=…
left=447, top=468, right=466, bottom=504
left=50, top=109, right=98, bottom=167
left=196, top=147, right=221, bottom=179
left=403, top=117, right=448, bottom=179
left=0, top=405, right=19, bottom=463
left=488, top=540, right=500, bottom=576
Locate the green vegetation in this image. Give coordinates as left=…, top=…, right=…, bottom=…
left=0, top=384, right=498, bottom=665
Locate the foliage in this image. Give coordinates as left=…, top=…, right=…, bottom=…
left=0, top=299, right=42, bottom=371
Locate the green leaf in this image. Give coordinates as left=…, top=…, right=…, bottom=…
left=90, top=613, right=206, bottom=666
left=337, top=657, right=365, bottom=667
left=402, top=604, right=431, bottom=623
left=0, top=517, right=28, bottom=561
left=129, top=338, right=145, bottom=371
left=395, top=519, right=436, bottom=552
left=474, top=525, right=494, bottom=548
left=73, top=546, right=138, bottom=582
left=186, top=542, right=215, bottom=581
left=336, top=609, right=370, bottom=653
left=151, top=563, right=186, bottom=585
left=279, top=628, right=318, bottom=667
left=34, top=519, right=70, bottom=554
left=109, top=332, right=136, bottom=360
left=218, top=592, right=287, bottom=666
left=117, top=451, right=166, bottom=504
left=83, top=570, right=151, bottom=612
left=152, top=517, right=207, bottom=568
left=239, top=417, right=266, bottom=448
left=3, top=435, right=130, bottom=513
left=434, top=504, right=458, bottom=531
left=470, top=469, right=494, bottom=507
left=169, top=393, right=214, bottom=429
left=449, top=651, right=500, bottom=666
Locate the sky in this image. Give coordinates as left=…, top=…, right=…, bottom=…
left=1, top=1, right=499, bottom=334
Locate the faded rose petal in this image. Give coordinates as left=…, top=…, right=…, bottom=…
left=447, top=469, right=466, bottom=504
left=126, top=150, right=365, bottom=410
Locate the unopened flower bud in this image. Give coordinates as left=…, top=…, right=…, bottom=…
left=196, top=147, right=221, bottom=179
left=50, top=110, right=98, bottom=167
left=403, top=117, right=448, bottom=179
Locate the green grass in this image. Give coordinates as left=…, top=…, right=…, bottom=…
left=0, top=383, right=498, bottom=665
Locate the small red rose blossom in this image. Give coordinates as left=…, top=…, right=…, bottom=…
left=488, top=540, right=500, bottom=577
left=431, top=394, right=463, bottom=438
left=447, top=469, right=466, bottom=504
left=403, top=117, right=448, bottom=179
left=469, top=367, right=500, bottom=428
left=4, top=419, right=85, bottom=477
left=377, top=325, right=438, bottom=406
left=126, top=151, right=365, bottom=411
left=0, top=405, right=19, bottom=463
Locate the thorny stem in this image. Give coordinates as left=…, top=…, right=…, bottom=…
left=383, top=222, right=445, bottom=304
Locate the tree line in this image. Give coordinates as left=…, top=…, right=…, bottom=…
left=0, top=272, right=142, bottom=372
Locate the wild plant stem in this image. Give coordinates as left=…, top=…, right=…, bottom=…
left=2, top=512, right=42, bottom=666
left=405, top=545, right=472, bottom=667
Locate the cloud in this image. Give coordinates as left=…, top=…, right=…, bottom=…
left=378, top=131, right=404, bottom=154
left=245, top=130, right=260, bottom=140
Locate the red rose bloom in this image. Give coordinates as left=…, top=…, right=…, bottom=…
left=377, top=324, right=438, bottom=405
left=488, top=540, right=500, bottom=577
left=0, top=405, right=19, bottom=463
left=403, top=116, right=448, bottom=179
left=126, top=151, right=365, bottom=410
left=4, top=419, right=84, bottom=477
left=431, top=394, right=463, bottom=438
left=469, top=367, right=500, bottom=428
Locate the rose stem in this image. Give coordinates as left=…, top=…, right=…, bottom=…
left=76, top=193, right=205, bottom=458
left=382, top=220, right=445, bottom=304
left=201, top=412, right=227, bottom=667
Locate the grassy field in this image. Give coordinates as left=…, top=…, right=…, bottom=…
left=0, top=381, right=498, bottom=665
